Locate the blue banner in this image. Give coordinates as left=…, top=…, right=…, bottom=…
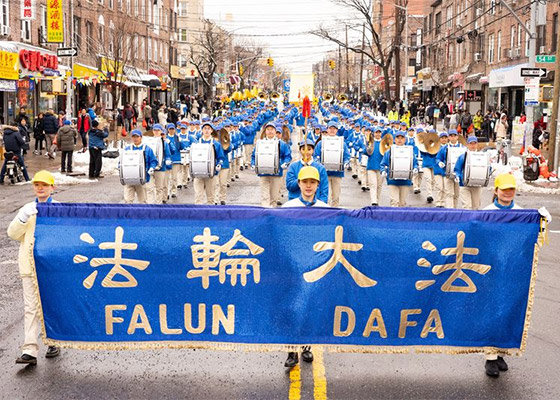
left=33, top=204, right=541, bottom=354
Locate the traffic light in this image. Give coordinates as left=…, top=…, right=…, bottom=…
left=267, top=57, right=274, bottom=67
left=328, top=60, right=336, bottom=70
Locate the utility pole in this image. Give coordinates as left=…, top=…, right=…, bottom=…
left=65, top=0, right=74, bottom=118
left=345, top=25, right=350, bottom=94
left=338, top=45, right=342, bottom=92
left=359, top=23, right=365, bottom=98
left=548, top=20, right=560, bottom=171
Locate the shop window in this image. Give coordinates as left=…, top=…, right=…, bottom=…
left=552, top=14, right=558, bottom=53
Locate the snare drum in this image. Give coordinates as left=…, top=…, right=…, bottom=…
left=142, top=136, right=164, bottom=168
left=119, top=149, right=146, bottom=186
left=389, top=145, right=414, bottom=180
left=190, top=143, right=216, bottom=178
left=180, top=149, right=190, bottom=166
left=255, top=139, right=280, bottom=175
left=321, top=136, right=344, bottom=171
left=360, top=153, right=368, bottom=167
left=463, top=151, right=491, bottom=187
left=445, top=146, right=466, bottom=177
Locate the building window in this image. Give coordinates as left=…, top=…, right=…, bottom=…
left=497, top=30, right=501, bottom=61
left=39, top=5, right=47, bottom=42
left=1, top=0, right=9, bottom=30
left=86, top=21, right=93, bottom=52
left=178, top=28, right=187, bottom=42
left=98, top=0, right=103, bottom=4
left=98, top=26, right=105, bottom=53
left=510, top=25, right=515, bottom=52
left=490, top=0, right=497, bottom=15
left=21, top=20, right=31, bottom=42
left=179, top=54, right=187, bottom=67
left=446, top=6, right=452, bottom=29
left=140, top=36, right=145, bottom=61
left=517, top=23, right=522, bottom=49
left=109, top=0, right=113, bottom=8
left=537, top=25, right=546, bottom=53
left=435, top=12, right=441, bottom=35
left=135, top=0, right=139, bottom=17
left=127, top=0, right=131, bottom=14
left=148, top=37, right=152, bottom=59
left=525, top=21, right=530, bottom=56
left=488, top=34, right=494, bottom=63
left=178, top=1, right=188, bottom=16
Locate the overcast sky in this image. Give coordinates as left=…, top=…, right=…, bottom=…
left=204, top=0, right=363, bottom=74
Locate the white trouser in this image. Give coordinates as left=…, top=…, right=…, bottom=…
left=215, top=168, right=229, bottom=203
left=179, top=164, right=190, bottom=186
left=260, top=176, right=283, bottom=207
left=194, top=176, right=216, bottom=204
left=243, top=144, right=254, bottom=166
left=145, top=178, right=156, bottom=204
left=124, top=184, right=146, bottom=204
left=433, top=175, right=445, bottom=207
left=389, top=185, right=410, bottom=207
left=422, top=168, right=434, bottom=198
left=444, top=177, right=460, bottom=208
left=459, top=186, right=482, bottom=210
left=328, top=176, right=342, bottom=207
left=359, top=165, right=368, bottom=187
left=153, top=171, right=168, bottom=204
left=367, top=170, right=383, bottom=204
left=168, top=164, right=181, bottom=196
left=21, top=276, right=40, bottom=357
left=413, top=171, right=422, bottom=191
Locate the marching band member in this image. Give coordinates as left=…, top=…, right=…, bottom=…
left=231, top=121, right=244, bottom=179
left=313, top=121, right=350, bottom=207
left=194, top=122, right=226, bottom=205
left=433, top=132, right=449, bottom=207
left=166, top=123, right=183, bottom=199
left=178, top=123, right=192, bottom=189
left=152, top=124, right=172, bottom=204
left=356, top=126, right=369, bottom=191
left=366, top=127, right=384, bottom=206
left=286, top=138, right=329, bottom=203
left=454, top=136, right=484, bottom=210
left=123, top=130, right=158, bottom=204
left=436, top=129, right=464, bottom=208
left=215, top=126, right=232, bottom=205
left=8, top=170, right=61, bottom=365
left=419, top=128, right=437, bottom=204
left=405, top=126, right=422, bottom=195
left=380, top=130, right=418, bottom=207
left=242, top=119, right=257, bottom=169
left=252, top=122, right=292, bottom=207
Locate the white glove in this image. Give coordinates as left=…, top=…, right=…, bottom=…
left=251, top=165, right=255, bottom=171
left=413, top=168, right=419, bottom=174
left=281, top=163, right=288, bottom=169
left=381, top=171, right=387, bottom=177
left=344, top=163, right=350, bottom=169
left=17, top=202, right=37, bottom=224
left=216, top=164, right=222, bottom=172
left=438, top=161, right=445, bottom=169
left=454, top=176, right=460, bottom=183
left=165, top=159, right=172, bottom=167
left=538, top=207, right=552, bottom=223
left=165, top=138, right=170, bottom=144
left=148, top=168, right=154, bottom=176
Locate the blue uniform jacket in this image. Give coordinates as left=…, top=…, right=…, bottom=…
left=285, top=160, right=329, bottom=203
left=380, top=146, right=418, bottom=186
left=167, top=134, right=183, bottom=164
left=313, top=139, right=350, bottom=178
left=366, top=140, right=383, bottom=171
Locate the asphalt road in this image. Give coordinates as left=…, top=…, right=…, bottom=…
left=0, top=151, right=559, bottom=400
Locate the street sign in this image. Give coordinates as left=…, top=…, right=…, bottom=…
left=465, top=90, right=482, bottom=102
left=524, top=77, right=540, bottom=106
left=536, top=55, right=556, bottom=63
left=520, top=67, right=546, bottom=77
left=57, top=47, right=78, bottom=57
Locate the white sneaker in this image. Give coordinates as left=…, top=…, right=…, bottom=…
left=33, top=150, right=39, bottom=155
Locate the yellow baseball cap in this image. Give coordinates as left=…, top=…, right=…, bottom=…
left=494, top=173, right=516, bottom=190
left=298, top=166, right=320, bottom=182
left=32, top=170, right=55, bottom=186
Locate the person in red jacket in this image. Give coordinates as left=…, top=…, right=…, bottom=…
left=77, top=108, right=91, bottom=152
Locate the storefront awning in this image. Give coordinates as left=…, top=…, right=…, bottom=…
left=73, top=63, right=106, bottom=81
left=417, top=67, right=432, bottom=80
left=123, top=80, right=147, bottom=88
left=123, top=66, right=142, bottom=83
left=479, top=75, right=489, bottom=84
left=489, top=63, right=528, bottom=88
left=465, top=73, right=482, bottom=82
left=140, top=73, right=162, bottom=88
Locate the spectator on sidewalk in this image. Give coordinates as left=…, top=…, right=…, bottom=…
left=43, top=110, right=59, bottom=159
left=55, top=120, right=78, bottom=173
left=33, top=113, right=45, bottom=155
left=88, top=120, right=109, bottom=179
left=77, top=108, right=91, bottom=152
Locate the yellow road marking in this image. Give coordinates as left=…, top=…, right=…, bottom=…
left=312, top=346, right=327, bottom=400
left=288, top=363, right=301, bottom=400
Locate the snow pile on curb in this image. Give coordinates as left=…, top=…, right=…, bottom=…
left=492, top=156, right=560, bottom=194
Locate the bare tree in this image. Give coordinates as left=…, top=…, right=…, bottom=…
left=190, top=20, right=231, bottom=111
left=313, top=0, right=407, bottom=100
left=232, top=40, right=265, bottom=89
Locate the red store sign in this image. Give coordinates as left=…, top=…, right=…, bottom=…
left=19, top=50, right=59, bottom=72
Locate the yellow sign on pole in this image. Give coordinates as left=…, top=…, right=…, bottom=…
left=0, top=51, right=19, bottom=80
left=47, top=0, right=64, bottom=43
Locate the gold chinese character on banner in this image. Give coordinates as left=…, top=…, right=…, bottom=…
left=303, top=225, right=377, bottom=287
left=74, top=227, right=150, bottom=289
left=187, top=228, right=264, bottom=289
left=415, top=231, right=491, bottom=293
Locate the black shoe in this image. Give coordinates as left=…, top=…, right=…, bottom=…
left=171, top=194, right=177, bottom=198
left=366, top=187, right=370, bottom=191
left=436, top=205, right=444, bottom=208
left=496, top=356, right=508, bottom=371
left=414, top=189, right=421, bottom=194
left=285, top=352, right=299, bottom=368
left=227, top=184, right=230, bottom=188
left=45, top=346, right=60, bottom=358
left=361, top=186, right=367, bottom=191
left=235, top=175, right=239, bottom=179
left=231, top=178, right=235, bottom=182
left=352, top=174, right=358, bottom=179
left=427, top=196, right=433, bottom=203
left=220, top=201, right=226, bottom=205
left=485, top=360, right=500, bottom=377
left=177, top=185, right=182, bottom=189
left=16, top=354, right=37, bottom=364
left=357, top=180, right=362, bottom=185
left=371, top=203, right=378, bottom=206
left=301, top=348, right=313, bottom=363
left=67, top=169, right=73, bottom=173
left=61, top=170, right=66, bottom=173
left=240, top=166, right=244, bottom=171
left=276, top=201, right=282, bottom=206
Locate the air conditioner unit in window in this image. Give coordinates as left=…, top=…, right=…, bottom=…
left=507, top=49, right=513, bottom=59
left=474, top=53, right=482, bottom=62
left=514, top=48, right=521, bottom=57
left=476, top=8, right=483, bottom=17
left=539, top=46, right=546, bottom=54
left=1, top=25, right=10, bottom=36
